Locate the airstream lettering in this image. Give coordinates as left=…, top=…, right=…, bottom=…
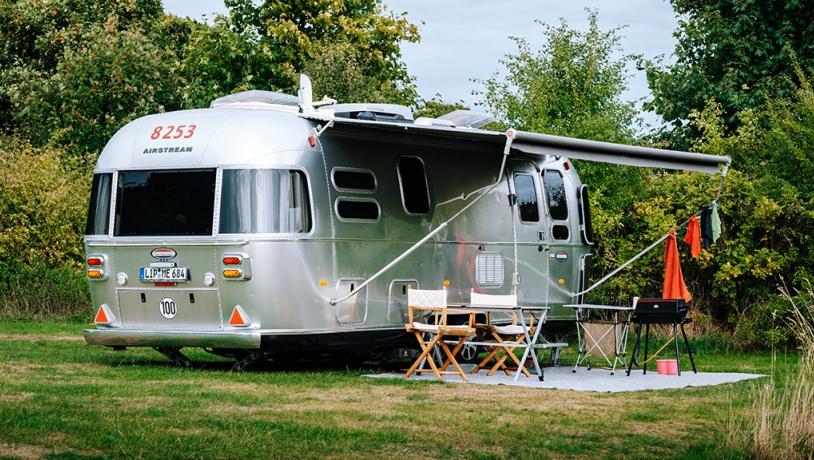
left=83, top=78, right=730, bottom=366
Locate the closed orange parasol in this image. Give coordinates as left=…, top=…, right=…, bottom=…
left=664, top=229, right=692, bottom=302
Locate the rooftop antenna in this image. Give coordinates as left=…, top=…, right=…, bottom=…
left=298, top=74, right=337, bottom=113
left=298, top=74, right=314, bottom=113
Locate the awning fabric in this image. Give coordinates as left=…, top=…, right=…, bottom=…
left=303, top=115, right=731, bottom=174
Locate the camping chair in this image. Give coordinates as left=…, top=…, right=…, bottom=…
left=470, top=289, right=535, bottom=377
left=404, top=288, right=476, bottom=381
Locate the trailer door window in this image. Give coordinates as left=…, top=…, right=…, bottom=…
left=543, top=169, right=568, bottom=220
left=220, top=169, right=311, bottom=234
left=114, top=169, right=216, bottom=236
left=513, top=173, right=540, bottom=222
left=397, top=157, right=431, bottom=214
left=86, top=173, right=112, bottom=235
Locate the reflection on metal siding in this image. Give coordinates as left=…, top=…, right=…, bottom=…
left=476, top=253, right=504, bottom=288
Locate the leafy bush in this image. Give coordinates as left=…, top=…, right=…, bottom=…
left=0, top=137, right=90, bottom=319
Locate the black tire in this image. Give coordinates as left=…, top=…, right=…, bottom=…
left=457, top=340, right=481, bottom=364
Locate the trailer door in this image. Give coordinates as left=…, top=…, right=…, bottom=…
left=542, top=168, right=574, bottom=314
left=506, top=160, right=548, bottom=306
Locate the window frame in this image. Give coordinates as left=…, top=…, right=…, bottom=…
left=334, top=196, right=381, bottom=223
left=542, top=169, right=569, bottom=222
left=396, top=156, right=432, bottom=216
left=330, top=166, right=377, bottom=194
left=577, top=184, right=594, bottom=245
left=85, top=173, right=113, bottom=236
left=512, top=172, right=541, bottom=224
left=113, top=167, right=218, bottom=238
left=217, top=166, right=315, bottom=238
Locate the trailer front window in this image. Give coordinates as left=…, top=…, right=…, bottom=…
left=220, top=169, right=311, bottom=234
left=86, top=173, right=112, bottom=235
left=114, top=169, right=216, bottom=236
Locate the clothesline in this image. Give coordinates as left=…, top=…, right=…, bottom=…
left=572, top=163, right=729, bottom=299
left=571, top=203, right=713, bottom=299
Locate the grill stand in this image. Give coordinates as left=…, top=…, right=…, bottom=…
left=626, top=320, right=697, bottom=376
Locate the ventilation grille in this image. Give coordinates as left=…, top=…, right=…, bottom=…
left=476, top=253, right=504, bottom=287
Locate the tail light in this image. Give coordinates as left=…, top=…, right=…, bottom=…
left=222, top=269, right=243, bottom=279
left=86, top=254, right=107, bottom=280
left=221, top=254, right=251, bottom=280
left=222, top=255, right=242, bottom=265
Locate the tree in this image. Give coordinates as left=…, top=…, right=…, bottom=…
left=301, top=40, right=417, bottom=105
left=0, top=0, right=421, bottom=155
left=476, top=11, right=646, bottom=273
left=645, top=0, right=814, bottom=138
left=223, top=0, right=420, bottom=104
left=6, top=18, right=181, bottom=157
left=477, top=9, right=638, bottom=143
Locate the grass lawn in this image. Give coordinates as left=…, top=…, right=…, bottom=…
left=0, top=322, right=799, bottom=459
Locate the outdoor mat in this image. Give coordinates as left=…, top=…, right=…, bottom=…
left=364, top=367, right=764, bottom=393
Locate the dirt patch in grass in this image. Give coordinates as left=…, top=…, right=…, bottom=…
left=0, top=334, right=83, bottom=341
left=108, top=395, right=174, bottom=411
left=0, top=442, right=51, bottom=460
left=0, top=392, right=34, bottom=403
left=0, top=438, right=102, bottom=460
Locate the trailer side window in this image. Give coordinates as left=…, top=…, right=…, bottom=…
left=86, top=173, right=112, bottom=235
left=543, top=169, right=568, bottom=220
left=397, top=157, right=431, bottom=214
left=332, top=168, right=376, bottom=192
left=335, top=198, right=380, bottom=221
left=220, top=169, right=311, bottom=234
left=513, top=174, right=539, bottom=222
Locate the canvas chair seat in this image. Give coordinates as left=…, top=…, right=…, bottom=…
left=492, top=324, right=525, bottom=336
left=410, top=322, right=439, bottom=333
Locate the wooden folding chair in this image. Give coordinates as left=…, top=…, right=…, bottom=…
left=470, top=289, right=535, bottom=377
left=404, top=288, right=476, bottom=381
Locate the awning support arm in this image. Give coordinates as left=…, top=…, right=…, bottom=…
left=329, top=129, right=517, bottom=305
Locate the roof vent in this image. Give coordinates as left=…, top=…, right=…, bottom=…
left=332, top=103, right=413, bottom=123
left=437, top=110, right=495, bottom=128
left=210, top=90, right=300, bottom=112
left=413, top=110, right=494, bottom=129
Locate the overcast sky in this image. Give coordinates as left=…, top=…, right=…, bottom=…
left=162, top=0, right=679, bottom=127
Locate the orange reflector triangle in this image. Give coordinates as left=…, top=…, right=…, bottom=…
left=228, top=307, right=248, bottom=327
left=94, top=305, right=110, bottom=324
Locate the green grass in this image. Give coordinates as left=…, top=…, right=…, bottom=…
left=0, top=323, right=801, bottom=459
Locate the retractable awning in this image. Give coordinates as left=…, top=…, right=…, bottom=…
left=303, top=115, right=731, bottom=174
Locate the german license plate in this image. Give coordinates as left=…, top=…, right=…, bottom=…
left=139, top=266, right=189, bottom=283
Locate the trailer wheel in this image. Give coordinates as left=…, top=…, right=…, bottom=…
left=458, top=341, right=480, bottom=364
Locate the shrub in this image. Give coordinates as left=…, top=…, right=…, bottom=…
left=0, top=267, right=90, bottom=321
left=0, top=137, right=90, bottom=319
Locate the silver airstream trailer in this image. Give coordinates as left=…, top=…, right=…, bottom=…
left=83, top=76, right=730, bottom=367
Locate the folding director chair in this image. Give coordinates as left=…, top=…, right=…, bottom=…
left=470, top=290, right=535, bottom=377
left=404, top=288, right=476, bottom=381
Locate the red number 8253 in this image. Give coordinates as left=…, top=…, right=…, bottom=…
left=150, top=124, right=197, bottom=140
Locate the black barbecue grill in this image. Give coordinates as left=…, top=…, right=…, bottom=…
left=632, top=298, right=689, bottom=324
left=626, top=298, right=697, bottom=376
